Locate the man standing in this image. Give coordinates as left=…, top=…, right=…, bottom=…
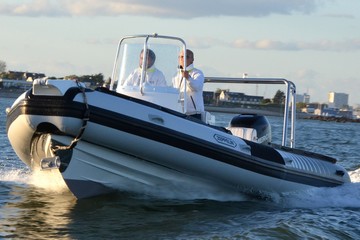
left=173, top=49, right=204, bottom=120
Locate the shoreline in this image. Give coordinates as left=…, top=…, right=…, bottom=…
left=2, top=89, right=358, bottom=123
left=302, top=115, right=360, bottom=123
left=0, top=89, right=26, bottom=99
left=205, top=106, right=359, bottom=123
left=205, top=106, right=284, bottom=117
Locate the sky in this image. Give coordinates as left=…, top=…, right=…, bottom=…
left=1, top=0, right=359, bottom=105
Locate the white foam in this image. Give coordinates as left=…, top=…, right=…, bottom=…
left=0, top=169, right=30, bottom=183
left=28, top=169, right=70, bottom=194
left=349, top=168, right=360, bottom=183
left=1, top=167, right=70, bottom=194
left=275, top=181, right=360, bottom=208
left=3, top=167, right=360, bottom=205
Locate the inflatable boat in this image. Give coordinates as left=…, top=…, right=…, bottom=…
left=6, top=34, right=351, bottom=199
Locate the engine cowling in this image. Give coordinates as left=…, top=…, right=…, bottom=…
left=229, top=114, right=271, bottom=145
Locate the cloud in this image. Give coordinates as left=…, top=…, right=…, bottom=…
left=294, top=69, right=319, bottom=81
left=0, top=0, right=64, bottom=17
left=0, top=0, right=319, bottom=18
left=233, top=39, right=299, bottom=50
left=322, top=13, right=355, bottom=19
left=186, top=37, right=226, bottom=49
left=180, top=36, right=360, bottom=52
left=231, top=38, right=360, bottom=51
left=99, top=34, right=359, bottom=52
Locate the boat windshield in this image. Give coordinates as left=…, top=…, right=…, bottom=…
left=109, top=34, right=296, bottom=147
left=110, top=34, right=187, bottom=113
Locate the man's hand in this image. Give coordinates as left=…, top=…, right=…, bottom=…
left=182, top=70, right=189, bottom=79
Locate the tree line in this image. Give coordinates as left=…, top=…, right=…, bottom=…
left=0, top=59, right=105, bottom=87
left=0, top=60, right=6, bottom=72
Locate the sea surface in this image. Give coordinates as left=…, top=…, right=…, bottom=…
left=1, top=97, right=360, bottom=239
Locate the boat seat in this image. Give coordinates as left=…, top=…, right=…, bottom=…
left=227, top=127, right=257, bottom=142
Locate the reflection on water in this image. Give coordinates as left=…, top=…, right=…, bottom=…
left=3, top=181, right=360, bottom=239
left=0, top=183, right=275, bottom=240
left=1, top=182, right=75, bottom=239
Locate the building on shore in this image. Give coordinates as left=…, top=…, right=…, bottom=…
left=328, top=92, right=349, bottom=108
left=296, top=93, right=310, bottom=104
left=0, top=79, right=33, bottom=90
left=1, top=71, right=45, bottom=81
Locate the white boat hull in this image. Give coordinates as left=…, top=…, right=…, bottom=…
left=6, top=83, right=350, bottom=199
left=54, top=134, right=313, bottom=199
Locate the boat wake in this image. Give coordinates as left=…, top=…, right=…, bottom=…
left=2, top=168, right=360, bottom=208
left=111, top=180, right=251, bottom=202
left=275, top=168, right=360, bottom=209
left=28, top=170, right=71, bottom=194
left=349, top=168, right=360, bottom=183
left=0, top=169, right=30, bottom=184
left=0, top=168, right=69, bottom=194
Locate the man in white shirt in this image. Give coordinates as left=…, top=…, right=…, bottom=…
left=123, top=49, right=166, bottom=86
left=173, top=49, right=204, bottom=120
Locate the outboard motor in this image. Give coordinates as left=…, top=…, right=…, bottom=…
left=228, top=114, right=271, bottom=145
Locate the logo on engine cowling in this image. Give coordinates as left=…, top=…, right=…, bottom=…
left=213, top=134, right=237, bottom=148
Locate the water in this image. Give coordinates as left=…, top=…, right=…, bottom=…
left=1, top=97, right=360, bottom=239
